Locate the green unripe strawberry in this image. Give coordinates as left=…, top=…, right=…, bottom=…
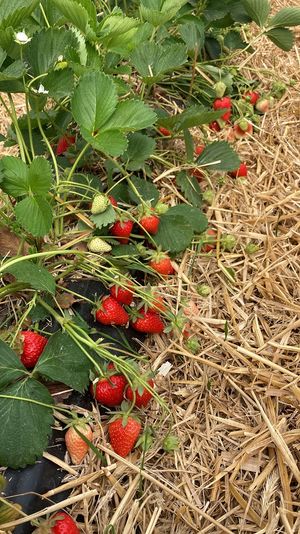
left=221, top=234, right=236, bottom=252
left=245, top=242, right=260, bottom=255
left=197, top=284, right=211, bottom=297
left=186, top=337, right=200, bottom=354
left=214, top=81, right=227, bottom=98
left=163, top=434, right=179, bottom=452
left=88, top=237, right=112, bottom=253
left=202, top=189, right=214, bottom=205
left=91, top=194, right=109, bottom=215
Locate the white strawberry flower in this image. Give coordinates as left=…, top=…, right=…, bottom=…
left=15, top=31, right=31, bottom=45
left=37, top=84, right=49, bottom=95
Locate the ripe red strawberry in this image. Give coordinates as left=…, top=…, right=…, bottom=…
left=108, top=416, right=141, bottom=457
left=213, top=97, right=232, bottom=121
left=95, top=296, right=129, bottom=326
left=56, top=134, right=75, bottom=156
left=158, top=126, right=171, bottom=136
left=20, top=331, right=47, bottom=368
left=90, top=371, right=127, bottom=406
left=109, top=195, right=118, bottom=207
left=33, top=511, right=80, bottom=533
left=131, top=308, right=164, bottom=334
left=148, top=293, right=166, bottom=313
left=51, top=512, right=80, bottom=534
left=110, top=282, right=134, bottom=305
left=229, top=162, right=248, bottom=178
left=65, top=423, right=92, bottom=464
left=244, top=91, right=260, bottom=105
left=233, top=119, right=253, bottom=139
left=209, top=120, right=221, bottom=132
left=126, top=379, right=154, bottom=408
left=195, top=144, right=205, bottom=156
left=110, top=219, right=133, bottom=244
left=149, top=253, right=174, bottom=275
left=140, top=214, right=160, bottom=235
left=202, top=228, right=217, bottom=253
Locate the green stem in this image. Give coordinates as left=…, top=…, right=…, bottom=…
left=0, top=250, right=84, bottom=275
left=0, top=282, right=30, bottom=299
left=36, top=112, right=60, bottom=187
left=66, top=143, right=90, bottom=183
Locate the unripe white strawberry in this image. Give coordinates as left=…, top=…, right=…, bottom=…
left=88, top=237, right=112, bottom=253
left=214, top=81, right=227, bottom=98
left=256, top=97, right=274, bottom=113
left=91, top=194, right=109, bottom=215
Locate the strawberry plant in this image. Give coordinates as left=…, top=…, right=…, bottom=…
left=0, top=0, right=299, bottom=477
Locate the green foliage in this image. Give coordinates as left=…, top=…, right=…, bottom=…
left=35, top=331, right=93, bottom=392
left=140, top=0, right=188, bottom=26
left=0, top=339, right=26, bottom=389
left=131, top=42, right=187, bottom=83
left=241, top=0, right=270, bottom=27
left=196, top=141, right=240, bottom=172
left=269, top=7, right=300, bottom=28
left=3, top=260, right=55, bottom=294
left=123, top=132, right=156, bottom=170
left=176, top=171, right=202, bottom=207
left=266, top=28, right=294, bottom=52
left=0, top=378, right=53, bottom=468
left=91, top=204, right=116, bottom=229
left=160, top=105, right=223, bottom=132
left=128, top=176, right=159, bottom=206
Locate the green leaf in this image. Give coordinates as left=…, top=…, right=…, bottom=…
left=224, top=31, right=248, bottom=50
left=72, top=71, right=118, bottom=132
left=161, top=105, right=223, bottom=132
left=0, top=339, right=26, bottom=390
left=128, top=176, right=159, bottom=206
left=28, top=157, right=52, bottom=195
left=179, top=21, right=205, bottom=51
left=26, top=29, right=77, bottom=75
left=1, top=156, right=29, bottom=197
left=269, top=7, right=300, bottom=27
left=102, top=100, right=156, bottom=132
left=203, top=0, right=228, bottom=21
left=140, top=0, right=188, bottom=26
left=52, top=0, right=95, bottom=36
left=197, top=141, right=240, bottom=172
left=90, top=204, right=116, bottom=229
left=154, top=214, right=194, bottom=253
left=176, top=171, right=202, bottom=207
left=0, top=378, right=53, bottom=468
left=123, top=132, right=155, bottom=171
left=131, top=42, right=187, bottom=82
left=36, top=331, right=93, bottom=392
left=0, top=59, right=26, bottom=81
left=81, top=127, right=128, bottom=157
left=3, top=260, right=56, bottom=294
left=241, top=0, right=270, bottom=27
left=111, top=244, right=140, bottom=257
left=165, top=205, right=208, bottom=233
left=0, top=0, right=39, bottom=29
left=42, top=68, right=74, bottom=100
left=266, top=27, right=294, bottom=51
left=15, top=196, right=52, bottom=236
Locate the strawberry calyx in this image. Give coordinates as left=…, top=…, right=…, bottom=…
left=108, top=400, right=140, bottom=426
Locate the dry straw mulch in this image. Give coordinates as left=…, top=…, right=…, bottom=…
left=1, top=1, right=300, bottom=532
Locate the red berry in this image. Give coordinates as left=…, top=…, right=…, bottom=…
left=90, top=373, right=127, bottom=407
left=131, top=309, right=165, bottom=334
left=229, top=163, right=248, bottom=178
left=109, top=195, right=118, bottom=207
left=148, top=293, right=166, bottom=313
left=244, top=91, right=260, bottom=105
left=149, top=254, right=174, bottom=276
left=195, top=145, right=205, bottom=155
left=140, top=214, right=160, bottom=235
left=202, top=228, right=217, bottom=253
left=126, top=379, right=154, bottom=408
left=95, top=296, right=129, bottom=326
left=20, top=331, right=47, bottom=368
left=56, top=135, right=76, bottom=156
left=110, top=282, right=134, bottom=305
left=51, top=512, right=80, bottom=534
left=209, top=121, right=221, bottom=132
left=65, top=423, right=93, bottom=465
left=110, top=220, right=133, bottom=244
left=108, top=416, right=141, bottom=457
left=158, top=126, right=171, bottom=136
left=213, top=97, right=232, bottom=122
left=256, top=97, right=273, bottom=113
